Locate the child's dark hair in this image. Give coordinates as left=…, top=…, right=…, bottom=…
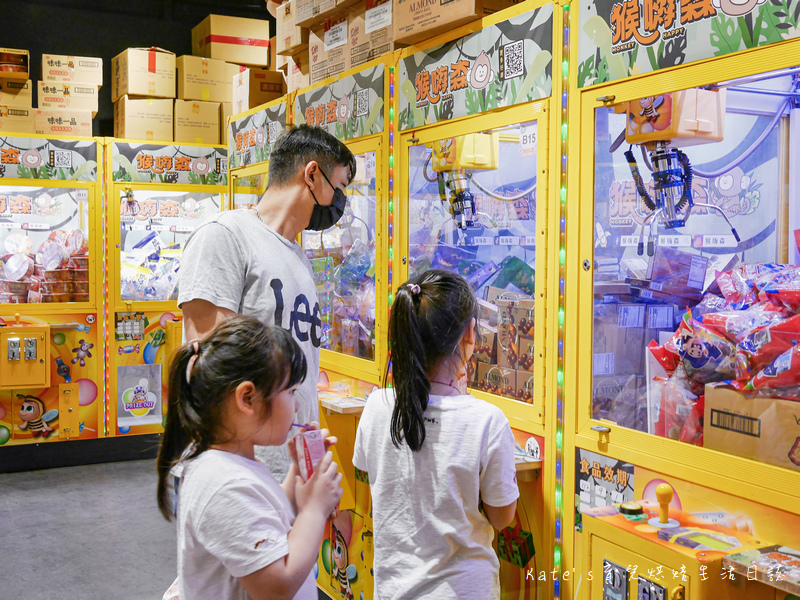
left=268, top=124, right=356, bottom=188
left=157, top=315, right=306, bottom=519
left=385, top=269, right=478, bottom=452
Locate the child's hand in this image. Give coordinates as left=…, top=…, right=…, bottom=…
left=295, top=451, right=343, bottom=517
left=287, top=422, right=338, bottom=473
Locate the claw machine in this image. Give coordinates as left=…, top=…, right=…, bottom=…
left=0, top=134, right=103, bottom=451
left=105, top=140, right=228, bottom=437
left=291, top=56, right=390, bottom=600
left=569, top=2, right=800, bottom=598
left=395, top=0, right=558, bottom=597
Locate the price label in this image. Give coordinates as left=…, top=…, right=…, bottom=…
left=24, top=222, right=50, bottom=230
left=470, top=236, right=494, bottom=246
left=0, top=222, right=22, bottom=229
left=521, top=235, right=537, bottom=246
left=324, top=20, right=348, bottom=50
left=498, top=236, right=517, bottom=246
left=170, top=225, right=195, bottom=234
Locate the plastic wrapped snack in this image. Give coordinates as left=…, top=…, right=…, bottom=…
left=700, top=302, right=788, bottom=343
left=691, top=294, right=727, bottom=320
left=760, top=267, right=800, bottom=313
left=4, top=253, right=34, bottom=281
left=736, top=313, right=800, bottom=376
left=653, top=376, right=698, bottom=441
left=748, top=344, right=800, bottom=396
left=680, top=321, right=737, bottom=384
left=4, top=231, right=33, bottom=255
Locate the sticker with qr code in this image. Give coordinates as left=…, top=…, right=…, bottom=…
left=500, top=40, right=524, bottom=80
left=267, top=121, right=282, bottom=144
left=52, top=150, right=72, bottom=169
left=355, top=89, right=369, bottom=117
left=219, top=158, right=228, bottom=174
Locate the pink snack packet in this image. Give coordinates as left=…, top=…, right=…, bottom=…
left=294, top=429, right=326, bottom=481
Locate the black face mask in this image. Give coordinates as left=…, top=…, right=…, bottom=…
left=306, top=168, right=347, bottom=231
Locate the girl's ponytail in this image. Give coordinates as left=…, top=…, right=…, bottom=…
left=387, top=269, right=478, bottom=452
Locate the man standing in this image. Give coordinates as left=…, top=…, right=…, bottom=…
left=178, top=125, right=356, bottom=478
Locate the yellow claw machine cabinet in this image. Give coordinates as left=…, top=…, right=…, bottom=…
left=568, top=1, right=800, bottom=598
left=292, top=57, right=390, bottom=600
left=105, top=140, right=228, bottom=437
left=0, top=134, right=103, bottom=451
left=395, top=1, right=558, bottom=597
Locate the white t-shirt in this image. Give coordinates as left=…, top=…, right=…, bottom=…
left=177, top=450, right=317, bottom=600
left=178, top=209, right=321, bottom=480
left=352, top=389, right=519, bottom=600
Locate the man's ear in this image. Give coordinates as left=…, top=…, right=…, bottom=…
left=303, top=160, right=319, bottom=188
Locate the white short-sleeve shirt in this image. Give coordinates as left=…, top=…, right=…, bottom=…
left=177, top=450, right=317, bottom=600
left=352, top=389, right=519, bottom=600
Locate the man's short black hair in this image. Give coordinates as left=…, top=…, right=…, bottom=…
left=267, top=125, right=356, bottom=188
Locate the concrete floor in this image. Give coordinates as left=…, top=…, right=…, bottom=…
left=0, top=458, right=333, bottom=600
left=0, top=459, right=177, bottom=600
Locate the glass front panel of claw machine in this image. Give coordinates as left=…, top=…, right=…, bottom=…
left=301, top=151, right=377, bottom=361
left=0, top=185, right=90, bottom=304
left=591, top=68, right=800, bottom=470
left=119, top=190, right=223, bottom=302
left=232, top=172, right=268, bottom=210
left=408, top=124, right=539, bottom=403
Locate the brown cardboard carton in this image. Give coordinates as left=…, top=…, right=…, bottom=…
left=297, top=0, right=360, bottom=27
left=114, top=96, right=173, bottom=141
left=232, top=68, right=286, bottom=114
left=174, top=99, right=220, bottom=144
left=476, top=362, right=516, bottom=399
left=38, top=82, right=99, bottom=116
left=277, top=0, right=310, bottom=56
left=111, top=48, right=176, bottom=102
left=42, top=54, right=103, bottom=86
left=510, top=303, right=535, bottom=341
left=287, top=51, right=311, bottom=92
left=192, top=14, right=271, bottom=67
left=704, top=386, right=800, bottom=472
left=220, top=101, right=232, bottom=143
left=0, top=48, right=30, bottom=81
left=484, top=285, right=530, bottom=304
left=0, top=79, right=33, bottom=107
left=0, top=105, right=34, bottom=134
left=34, top=109, right=92, bottom=137
left=474, top=322, right=497, bottom=364
left=516, top=369, right=534, bottom=403
left=497, top=309, right=518, bottom=369
left=177, top=55, right=242, bottom=104
left=276, top=51, right=289, bottom=74
left=348, top=0, right=395, bottom=70
left=466, top=356, right=478, bottom=386
left=518, top=337, right=534, bottom=373
left=393, top=0, right=518, bottom=45
left=308, top=27, right=329, bottom=84
left=310, top=15, right=349, bottom=83
left=477, top=299, right=498, bottom=327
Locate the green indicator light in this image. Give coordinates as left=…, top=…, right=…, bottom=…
left=389, top=107, right=394, bottom=120
left=560, top=186, right=566, bottom=203
left=554, top=546, right=562, bottom=565
left=559, top=247, right=565, bottom=265
left=388, top=247, right=394, bottom=260
left=556, top=430, right=563, bottom=447
left=562, top=60, right=568, bottom=78
left=388, top=293, right=393, bottom=305
left=555, top=487, right=562, bottom=507
left=557, top=369, right=564, bottom=386
left=558, top=308, right=565, bottom=327
left=389, top=155, right=394, bottom=168
left=561, top=123, right=568, bottom=140
left=388, top=200, right=393, bottom=213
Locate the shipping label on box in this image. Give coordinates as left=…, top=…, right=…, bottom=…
left=174, top=99, right=220, bottom=144
left=0, top=79, right=32, bottom=107
left=114, top=96, right=173, bottom=142
left=38, top=82, right=99, bottom=116
left=0, top=105, right=34, bottom=134
left=704, top=386, right=800, bottom=472
left=34, top=109, right=93, bottom=137
left=0, top=48, right=30, bottom=80
left=177, top=55, right=240, bottom=104
left=317, top=15, right=348, bottom=79
left=297, top=0, right=337, bottom=27
left=476, top=362, right=516, bottom=399
left=475, top=322, right=497, bottom=364
left=192, top=14, right=271, bottom=66
left=111, top=48, right=176, bottom=102
left=42, top=54, right=103, bottom=86
left=277, top=0, right=310, bottom=55
left=393, top=0, right=518, bottom=45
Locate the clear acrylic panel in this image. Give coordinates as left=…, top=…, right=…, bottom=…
left=119, top=189, right=223, bottom=302
left=301, top=151, right=377, bottom=361
left=0, top=185, right=91, bottom=304
left=407, top=122, right=539, bottom=403
left=232, top=173, right=268, bottom=210
left=591, top=68, right=800, bottom=472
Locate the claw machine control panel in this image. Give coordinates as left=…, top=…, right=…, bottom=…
left=107, top=140, right=228, bottom=436
left=0, top=134, right=103, bottom=448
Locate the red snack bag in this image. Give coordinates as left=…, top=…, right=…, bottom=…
left=748, top=344, right=800, bottom=391
left=679, top=394, right=704, bottom=447
left=716, top=267, right=755, bottom=305
left=648, top=339, right=680, bottom=374
left=737, top=313, right=800, bottom=374
left=761, top=267, right=800, bottom=313
left=680, top=321, right=737, bottom=384
left=664, top=311, right=694, bottom=356
left=653, top=376, right=697, bottom=440
left=700, top=302, right=788, bottom=343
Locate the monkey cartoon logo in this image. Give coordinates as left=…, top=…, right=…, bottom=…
left=337, top=95, right=350, bottom=124
left=469, top=51, right=493, bottom=90
left=712, top=0, right=766, bottom=17
left=710, top=166, right=759, bottom=216
left=17, top=394, right=57, bottom=438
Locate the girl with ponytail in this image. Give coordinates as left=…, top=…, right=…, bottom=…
left=353, top=269, right=519, bottom=600
left=157, top=315, right=343, bottom=600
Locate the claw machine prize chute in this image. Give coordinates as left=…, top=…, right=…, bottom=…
left=107, top=140, right=228, bottom=436
left=0, top=134, right=103, bottom=447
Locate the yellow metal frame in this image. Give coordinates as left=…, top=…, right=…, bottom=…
left=568, top=39, right=800, bottom=520
left=397, top=100, right=551, bottom=432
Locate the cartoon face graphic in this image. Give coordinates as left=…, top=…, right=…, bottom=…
left=469, top=51, right=493, bottom=90
left=337, top=95, right=349, bottom=124
left=716, top=168, right=750, bottom=198
left=19, top=399, right=43, bottom=423
left=685, top=341, right=707, bottom=359
left=712, top=0, right=766, bottom=17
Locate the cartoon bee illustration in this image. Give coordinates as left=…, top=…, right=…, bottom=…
left=331, top=525, right=354, bottom=600
left=17, top=394, right=58, bottom=438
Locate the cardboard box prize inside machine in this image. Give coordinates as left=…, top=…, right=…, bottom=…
left=108, top=141, right=228, bottom=436
left=0, top=138, right=104, bottom=447
left=192, top=14, right=271, bottom=67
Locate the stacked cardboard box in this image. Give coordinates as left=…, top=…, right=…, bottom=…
left=286, top=52, right=310, bottom=93
left=0, top=48, right=34, bottom=133
left=393, top=0, right=518, bottom=45
left=231, top=68, right=285, bottom=115
left=276, top=0, right=310, bottom=56
left=348, top=0, right=395, bottom=69
left=112, top=47, right=176, bottom=141
left=35, top=54, right=102, bottom=137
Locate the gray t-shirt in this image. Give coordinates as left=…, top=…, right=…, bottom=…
left=178, top=209, right=321, bottom=479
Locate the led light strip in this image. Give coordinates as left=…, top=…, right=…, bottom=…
left=554, top=3, right=570, bottom=598
left=102, top=153, right=109, bottom=436
left=387, top=66, right=395, bottom=387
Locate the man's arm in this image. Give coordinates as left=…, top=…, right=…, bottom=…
left=182, top=299, right=236, bottom=341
